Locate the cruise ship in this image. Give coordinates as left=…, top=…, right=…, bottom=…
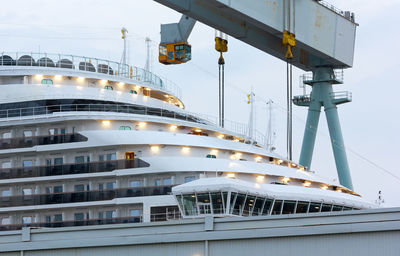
left=0, top=52, right=376, bottom=231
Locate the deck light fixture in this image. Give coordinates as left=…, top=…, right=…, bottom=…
left=303, top=181, right=312, bottom=187
left=138, top=122, right=147, bottom=128
left=282, top=177, right=290, bottom=184
left=102, top=120, right=111, bottom=126
left=150, top=145, right=160, bottom=153
left=182, top=147, right=190, bottom=154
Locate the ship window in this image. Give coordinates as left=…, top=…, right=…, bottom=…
left=1, top=189, right=11, bottom=197
left=54, top=186, right=63, bottom=193
left=23, top=160, right=33, bottom=167
left=296, top=201, right=309, bottom=213
left=309, top=202, right=321, bottom=213
left=243, top=195, right=256, bottom=216
left=232, top=193, right=246, bottom=215
left=2, top=161, right=11, bottom=169
left=106, top=211, right=114, bottom=219
left=104, top=85, right=113, bottom=90
left=41, top=79, right=53, bottom=85
left=211, top=192, right=224, bottom=214
left=321, top=204, right=333, bottom=212
left=130, top=180, right=141, bottom=187
left=163, top=178, right=172, bottom=185
left=106, top=153, right=117, bottom=161
left=75, top=156, right=85, bottom=163
left=2, top=132, right=11, bottom=139
left=252, top=197, right=265, bottom=216
left=54, top=214, right=62, bottom=222
left=74, top=184, right=85, bottom=192
left=23, top=188, right=32, bottom=195
left=155, top=179, right=161, bottom=186
left=271, top=200, right=283, bottom=215
left=23, top=130, right=33, bottom=137
left=282, top=200, right=296, bottom=214
left=184, top=176, right=195, bottom=183
left=119, top=126, right=132, bottom=130
left=22, top=216, right=32, bottom=224
left=1, top=217, right=10, bottom=225
left=129, top=90, right=138, bottom=94
left=54, top=157, right=63, bottom=165
left=263, top=198, right=274, bottom=215
left=74, top=213, right=84, bottom=221
left=45, top=216, right=51, bottom=223
left=182, top=194, right=196, bottom=215
left=130, top=209, right=141, bottom=217
left=206, top=154, right=217, bottom=159
left=106, top=182, right=116, bottom=190
left=343, top=206, right=352, bottom=211
left=229, top=192, right=237, bottom=214
left=332, top=205, right=343, bottom=211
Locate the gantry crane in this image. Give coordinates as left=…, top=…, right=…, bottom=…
left=154, top=0, right=357, bottom=190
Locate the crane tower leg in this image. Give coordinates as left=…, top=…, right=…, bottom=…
left=299, top=67, right=353, bottom=190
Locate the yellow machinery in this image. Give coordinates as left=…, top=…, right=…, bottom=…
left=159, top=42, right=192, bottom=65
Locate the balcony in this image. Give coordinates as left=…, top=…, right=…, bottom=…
left=0, top=159, right=149, bottom=180
left=0, top=133, right=87, bottom=150
left=0, top=216, right=142, bottom=231
left=0, top=185, right=173, bottom=207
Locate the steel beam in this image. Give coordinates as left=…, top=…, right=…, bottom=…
left=153, top=0, right=358, bottom=71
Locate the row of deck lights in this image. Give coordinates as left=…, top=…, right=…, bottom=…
left=225, top=172, right=344, bottom=193
left=35, top=74, right=182, bottom=107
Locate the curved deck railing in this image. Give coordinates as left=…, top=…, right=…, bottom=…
left=0, top=52, right=182, bottom=99
left=0, top=103, right=266, bottom=146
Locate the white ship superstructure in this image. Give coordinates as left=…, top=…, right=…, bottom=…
left=0, top=52, right=375, bottom=231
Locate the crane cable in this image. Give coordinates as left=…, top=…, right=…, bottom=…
left=215, top=33, right=228, bottom=128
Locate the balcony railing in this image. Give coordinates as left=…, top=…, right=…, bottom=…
left=0, top=52, right=181, bottom=99
left=0, top=133, right=87, bottom=150
left=0, top=159, right=149, bottom=180
left=0, top=216, right=142, bottom=231
left=0, top=103, right=267, bottom=147
left=0, top=185, right=173, bottom=207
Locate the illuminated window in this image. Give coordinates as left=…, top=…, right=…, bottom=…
left=41, top=79, right=53, bottom=85
left=104, top=85, right=113, bottom=90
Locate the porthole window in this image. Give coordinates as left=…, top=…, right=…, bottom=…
left=41, top=79, right=53, bottom=85
left=104, top=85, right=113, bottom=90
left=206, top=154, right=216, bottom=159
left=129, top=90, right=138, bottom=95
left=119, top=126, right=132, bottom=130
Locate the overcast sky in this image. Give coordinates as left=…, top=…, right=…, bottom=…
left=0, top=0, right=399, bottom=206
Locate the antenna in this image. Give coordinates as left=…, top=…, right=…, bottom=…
left=120, top=27, right=128, bottom=75
left=247, top=88, right=255, bottom=141
left=266, top=99, right=276, bottom=151
left=145, top=37, right=152, bottom=72
left=375, top=190, right=385, bottom=206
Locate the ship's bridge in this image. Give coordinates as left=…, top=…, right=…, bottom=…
left=173, top=177, right=375, bottom=218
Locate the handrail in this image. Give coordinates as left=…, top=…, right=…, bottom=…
left=0, top=103, right=267, bottom=146
left=0, top=52, right=182, bottom=99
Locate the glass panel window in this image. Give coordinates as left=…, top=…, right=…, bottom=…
left=296, top=201, right=309, bottom=213
left=243, top=195, right=256, bottom=216
left=332, top=205, right=343, bottom=211
left=184, top=176, right=195, bottom=183
left=2, top=132, right=11, bottom=139
left=252, top=197, right=265, bottom=216
left=23, top=160, right=33, bottom=167
left=45, top=216, right=51, bottom=223
left=99, top=183, right=104, bottom=190
left=271, top=200, right=283, bottom=215
left=54, top=186, right=63, bottom=193
left=155, top=179, right=161, bottom=186
left=343, top=206, right=352, bottom=211
left=54, top=214, right=62, bottom=222
left=22, top=216, right=32, bottom=224
left=130, top=209, right=141, bottom=217
left=1, top=190, right=11, bottom=197
left=309, top=202, right=321, bottom=213
left=229, top=192, right=238, bottom=214
left=1, top=161, right=11, bottom=169
left=321, top=204, right=333, bottom=212
left=282, top=200, right=296, bottom=214
left=98, top=212, right=104, bottom=219
left=106, top=153, right=116, bottom=161
left=99, top=155, right=104, bottom=161
left=130, top=180, right=141, bottom=187
left=74, top=213, right=84, bottom=221
left=54, top=158, right=63, bottom=165
left=106, top=182, right=116, bottom=190
left=23, top=130, right=33, bottom=137
left=232, top=193, right=246, bottom=215
left=211, top=192, right=224, bottom=214
left=105, top=211, right=114, bottom=219
left=74, top=184, right=85, bottom=192
left=182, top=194, right=196, bottom=216
left=23, top=188, right=32, bottom=195
left=1, top=218, right=10, bottom=225
left=163, top=178, right=172, bottom=185
left=75, top=156, right=85, bottom=163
